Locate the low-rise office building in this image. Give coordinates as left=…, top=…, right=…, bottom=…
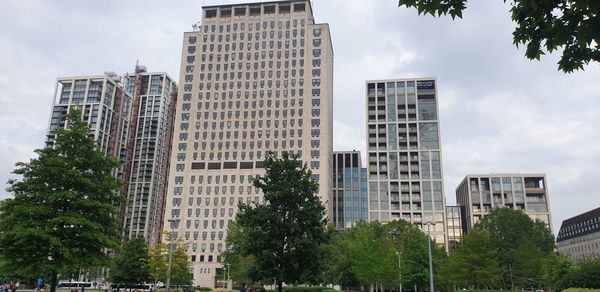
left=557, top=207, right=600, bottom=261
left=456, top=174, right=552, bottom=233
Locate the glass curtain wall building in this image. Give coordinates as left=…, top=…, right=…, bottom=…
left=163, top=0, right=333, bottom=287
left=333, top=151, right=368, bottom=230
left=446, top=205, right=463, bottom=251
left=365, top=78, right=447, bottom=247
left=455, top=174, right=552, bottom=233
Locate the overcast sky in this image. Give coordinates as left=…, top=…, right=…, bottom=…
left=1, top=0, right=599, bottom=233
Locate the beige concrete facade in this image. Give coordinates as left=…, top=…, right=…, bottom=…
left=455, top=174, right=553, bottom=233
left=365, top=78, right=447, bottom=248
left=164, top=0, right=333, bottom=287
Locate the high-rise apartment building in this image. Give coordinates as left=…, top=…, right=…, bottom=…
left=164, top=0, right=333, bottom=287
left=455, top=174, right=552, bottom=233
left=45, top=73, right=133, bottom=283
left=45, top=67, right=178, bottom=247
left=365, top=78, right=447, bottom=247
left=46, top=73, right=132, bottom=180
left=121, top=66, right=178, bottom=244
left=557, top=207, right=600, bottom=261
left=333, top=151, right=368, bottom=230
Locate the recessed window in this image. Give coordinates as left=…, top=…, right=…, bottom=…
left=220, top=8, right=231, bottom=18
left=233, top=7, right=245, bottom=16
left=279, top=4, right=290, bottom=13
left=249, top=6, right=261, bottom=16
left=294, top=3, right=306, bottom=12
left=206, top=9, right=217, bottom=18
left=264, top=5, right=275, bottom=14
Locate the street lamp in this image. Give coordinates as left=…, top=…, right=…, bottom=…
left=425, top=221, right=436, bottom=292
left=166, top=218, right=180, bottom=292
left=226, top=264, right=230, bottom=290
left=395, top=251, right=402, bottom=292
left=222, top=264, right=229, bottom=289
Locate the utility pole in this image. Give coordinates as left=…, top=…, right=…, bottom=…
left=395, top=251, right=402, bottom=292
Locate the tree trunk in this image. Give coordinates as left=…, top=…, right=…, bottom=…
left=50, top=272, right=58, bottom=292
left=277, top=282, right=282, bottom=292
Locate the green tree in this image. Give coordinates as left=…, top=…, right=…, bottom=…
left=110, top=238, right=150, bottom=286
left=320, top=226, right=359, bottom=290
left=444, top=229, right=501, bottom=289
left=475, top=208, right=555, bottom=289
left=348, top=222, right=396, bottom=290
left=222, top=221, right=255, bottom=284
left=0, top=109, right=122, bottom=292
left=558, top=258, right=600, bottom=290
left=148, top=243, right=168, bottom=287
left=385, top=220, right=446, bottom=291
left=170, top=247, right=193, bottom=287
left=148, top=236, right=193, bottom=288
left=397, top=0, right=600, bottom=72
left=540, top=252, right=573, bottom=291
left=228, top=152, right=328, bottom=292
left=319, top=219, right=447, bottom=291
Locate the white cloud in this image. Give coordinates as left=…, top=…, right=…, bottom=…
left=0, top=0, right=599, bottom=231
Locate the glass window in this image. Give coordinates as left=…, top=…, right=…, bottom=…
left=418, top=123, right=439, bottom=149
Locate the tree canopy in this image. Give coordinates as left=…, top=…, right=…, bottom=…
left=147, top=234, right=193, bottom=288
left=397, top=0, right=600, bottom=72
left=223, top=152, right=328, bottom=292
left=443, top=229, right=501, bottom=289
left=320, top=220, right=446, bottom=291
left=110, top=238, right=150, bottom=286
left=0, top=109, right=122, bottom=292
left=475, top=208, right=555, bottom=289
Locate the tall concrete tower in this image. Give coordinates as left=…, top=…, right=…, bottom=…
left=164, top=0, right=333, bottom=287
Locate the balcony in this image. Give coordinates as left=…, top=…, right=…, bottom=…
left=525, top=187, right=545, bottom=193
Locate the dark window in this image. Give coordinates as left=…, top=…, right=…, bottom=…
left=234, top=7, right=246, bottom=16
left=264, top=5, right=275, bottom=14
left=293, top=3, right=306, bottom=12
left=240, top=162, right=254, bottom=169
left=208, top=162, right=221, bottom=170
left=191, top=162, right=205, bottom=170
left=223, top=162, right=237, bottom=169
left=206, top=9, right=217, bottom=18
left=279, top=4, right=290, bottom=13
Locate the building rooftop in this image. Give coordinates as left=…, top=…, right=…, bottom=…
left=557, top=207, right=600, bottom=242
left=202, top=0, right=309, bottom=9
